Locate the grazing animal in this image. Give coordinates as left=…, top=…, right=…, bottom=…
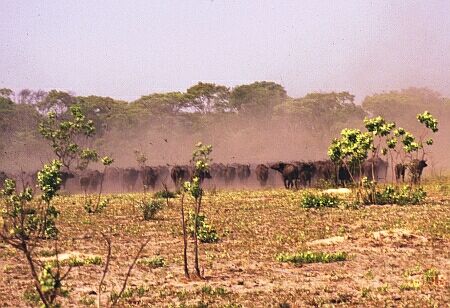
left=224, top=165, right=236, bottom=185
left=236, top=164, right=251, bottom=182
left=122, top=168, right=139, bottom=192
left=170, top=165, right=191, bottom=188
left=313, top=160, right=335, bottom=184
left=409, top=159, right=427, bottom=184
left=141, top=166, right=158, bottom=191
left=210, top=163, right=226, bottom=180
left=337, top=165, right=352, bottom=187
left=362, top=158, right=388, bottom=182
left=270, top=162, right=299, bottom=189
left=295, top=162, right=316, bottom=187
left=255, top=164, right=269, bottom=187
left=79, top=170, right=102, bottom=193
left=395, top=163, right=407, bottom=182
left=59, top=171, right=75, bottom=190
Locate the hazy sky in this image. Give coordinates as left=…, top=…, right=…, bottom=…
left=1, top=1, right=449, bottom=102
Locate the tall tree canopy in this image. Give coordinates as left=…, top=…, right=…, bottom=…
left=229, top=81, right=287, bottom=115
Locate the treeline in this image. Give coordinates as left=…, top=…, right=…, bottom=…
left=0, top=83, right=449, bottom=172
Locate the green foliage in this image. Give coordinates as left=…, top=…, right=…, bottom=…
left=200, top=285, right=228, bottom=296
left=188, top=211, right=219, bottom=243
left=362, top=183, right=426, bottom=205
left=84, top=198, right=109, bottom=214
left=276, top=251, right=347, bottom=264
left=154, top=190, right=176, bottom=199
left=300, top=192, right=341, bottom=208
left=66, top=256, right=102, bottom=267
left=417, top=111, right=438, bottom=132
left=37, top=160, right=62, bottom=203
left=328, top=128, right=373, bottom=165
left=139, top=198, right=164, bottom=220
left=37, top=160, right=62, bottom=238
left=39, top=263, right=64, bottom=304
left=39, top=104, right=96, bottom=170
left=423, top=268, right=439, bottom=283
left=101, top=156, right=114, bottom=166
left=230, top=81, right=287, bottom=114
left=138, top=256, right=166, bottom=268
left=186, top=82, right=230, bottom=113
left=400, top=279, right=421, bottom=291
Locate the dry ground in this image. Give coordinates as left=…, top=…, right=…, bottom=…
left=0, top=185, right=449, bottom=307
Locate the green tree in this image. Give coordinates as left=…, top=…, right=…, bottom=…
left=186, top=82, right=230, bottom=113
left=39, top=104, right=96, bottom=170
left=229, top=81, right=287, bottom=115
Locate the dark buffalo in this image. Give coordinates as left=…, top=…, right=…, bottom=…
left=313, top=160, right=335, bottom=184
left=255, top=164, right=269, bottom=187
left=122, top=168, right=139, bottom=192
left=362, top=157, right=388, bottom=182
left=236, top=164, right=251, bottom=182
left=270, top=162, right=299, bottom=189
left=210, top=163, right=227, bottom=180
left=60, top=171, right=75, bottom=190
left=337, top=165, right=352, bottom=186
left=295, top=162, right=316, bottom=187
left=171, top=165, right=191, bottom=188
left=141, top=166, right=158, bottom=191
left=224, top=165, right=236, bottom=185
left=156, top=165, right=170, bottom=185
left=395, top=163, right=407, bottom=182
left=409, top=159, right=427, bottom=184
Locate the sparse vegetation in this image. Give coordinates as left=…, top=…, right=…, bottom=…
left=138, top=198, right=164, bottom=220
left=300, top=192, right=341, bottom=208
left=276, top=251, right=348, bottom=264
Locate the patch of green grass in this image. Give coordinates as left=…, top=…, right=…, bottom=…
left=23, top=289, right=41, bottom=305
left=424, top=268, right=439, bottom=283
left=276, top=251, right=347, bottom=264
left=400, top=279, right=421, bottom=291
left=200, top=285, right=228, bottom=296
left=300, top=192, right=341, bottom=208
left=66, top=256, right=102, bottom=267
left=138, top=256, right=166, bottom=268
left=79, top=295, right=95, bottom=306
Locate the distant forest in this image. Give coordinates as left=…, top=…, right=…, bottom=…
left=1, top=83, right=449, bottom=173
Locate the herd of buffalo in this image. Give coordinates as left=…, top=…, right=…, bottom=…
left=0, top=158, right=428, bottom=194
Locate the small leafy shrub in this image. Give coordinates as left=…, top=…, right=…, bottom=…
left=138, top=256, right=166, bottom=268
left=188, top=211, right=219, bottom=243
left=200, top=285, right=227, bottom=296
left=400, top=279, right=421, bottom=291
left=362, top=184, right=426, bottom=205
left=300, top=192, right=341, bottom=208
left=138, top=198, right=164, bottom=220
left=276, top=251, right=347, bottom=264
left=66, top=256, right=102, bottom=267
left=424, top=268, right=439, bottom=283
left=84, top=198, right=109, bottom=214
left=154, top=190, right=176, bottom=199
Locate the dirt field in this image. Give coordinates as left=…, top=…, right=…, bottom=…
left=0, top=185, right=449, bottom=307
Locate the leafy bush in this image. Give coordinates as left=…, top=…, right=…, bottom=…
left=362, top=184, right=426, bottom=205
left=300, top=192, right=341, bottom=208
left=84, top=198, right=109, bottom=214
left=154, top=190, right=176, bottom=199
left=138, top=256, right=166, bottom=268
left=276, top=251, right=347, bottom=264
left=66, top=256, right=102, bottom=267
left=138, top=198, right=164, bottom=220
left=188, top=211, right=219, bottom=243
